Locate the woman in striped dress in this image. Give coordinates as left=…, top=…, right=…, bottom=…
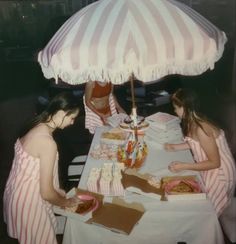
left=165, top=88, right=236, bottom=217
left=4, top=92, right=81, bottom=244
left=84, top=80, right=126, bottom=134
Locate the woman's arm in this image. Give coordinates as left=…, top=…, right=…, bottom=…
left=168, top=125, right=221, bottom=173
left=164, top=142, right=190, bottom=151
left=39, top=137, right=78, bottom=208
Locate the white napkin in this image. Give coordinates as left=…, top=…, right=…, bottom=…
left=125, top=187, right=161, bottom=200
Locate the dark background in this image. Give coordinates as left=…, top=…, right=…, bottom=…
left=0, top=1, right=235, bottom=243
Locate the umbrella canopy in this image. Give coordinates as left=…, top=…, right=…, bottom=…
left=38, top=0, right=226, bottom=85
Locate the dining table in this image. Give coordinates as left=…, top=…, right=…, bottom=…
left=59, top=125, right=225, bottom=244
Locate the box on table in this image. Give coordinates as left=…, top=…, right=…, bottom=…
left=161, top=175, right=206, bottom=201
left=146, top=112, right=180, bottom=130
left=54, top=188, right=144, bottom=235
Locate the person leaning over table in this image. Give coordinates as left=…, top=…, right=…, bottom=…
left=3, top=92, right=81, bottom=244
left=84, top=80, right=126, bottom=134
left=164, top=88, right=236, bottom=217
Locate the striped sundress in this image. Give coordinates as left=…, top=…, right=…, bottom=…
left=3, top=137, right=60, bottom=244
left=83, top=94, right=117, bottom=134
left=185, top=130, right=236, bottom=216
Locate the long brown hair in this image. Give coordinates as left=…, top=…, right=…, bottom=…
left=171, top=88, right=211, bottom=136
left=20, top=92, right=79, bottom=136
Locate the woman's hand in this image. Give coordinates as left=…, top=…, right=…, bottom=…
left=164, top=143, right=177, bottom=151
left=100, top=114, right=106, bottom=124
left=65, top=196, right=81, bottom=208
left=57, top=189, right=66, bottom=197
left=168, top=161, right=187, bottom=173
left=100, top=112, right=111, bottom=125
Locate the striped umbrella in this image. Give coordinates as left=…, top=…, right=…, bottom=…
left=38, top=0, right=226, bottom=86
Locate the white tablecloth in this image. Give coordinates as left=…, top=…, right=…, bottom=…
left=62, top=127, right=225, bottom=244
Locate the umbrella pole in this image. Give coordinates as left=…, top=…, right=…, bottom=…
left=130, top=74, right=136, bottom=109
left=130, top=74, right=138, bottom=141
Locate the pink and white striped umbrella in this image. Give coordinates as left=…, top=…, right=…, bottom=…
left=38, top=0, right=227, bottom=85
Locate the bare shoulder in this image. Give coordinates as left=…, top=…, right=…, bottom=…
left=36, top=134, right=56, bottom=149
left=196, top=121, right=219, bottom=139
left=195, top=121, right=221, bottom=164
left=21, top=127, right=57, bottom=158
left=34, top=134, right=57, bottom=160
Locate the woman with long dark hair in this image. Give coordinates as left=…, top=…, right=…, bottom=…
left=165, top=88, right=236, bottom=217
left=4, top=92, right=80, bottom=244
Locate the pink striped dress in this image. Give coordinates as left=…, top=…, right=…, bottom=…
left=185, top=130, right=236, bottom=216
left=3, top=137, right=60, bottom=244
left=83, top=94, right=117, bottom=134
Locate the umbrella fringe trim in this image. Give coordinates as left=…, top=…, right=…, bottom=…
left=38, top=39, right=226, bottom=85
